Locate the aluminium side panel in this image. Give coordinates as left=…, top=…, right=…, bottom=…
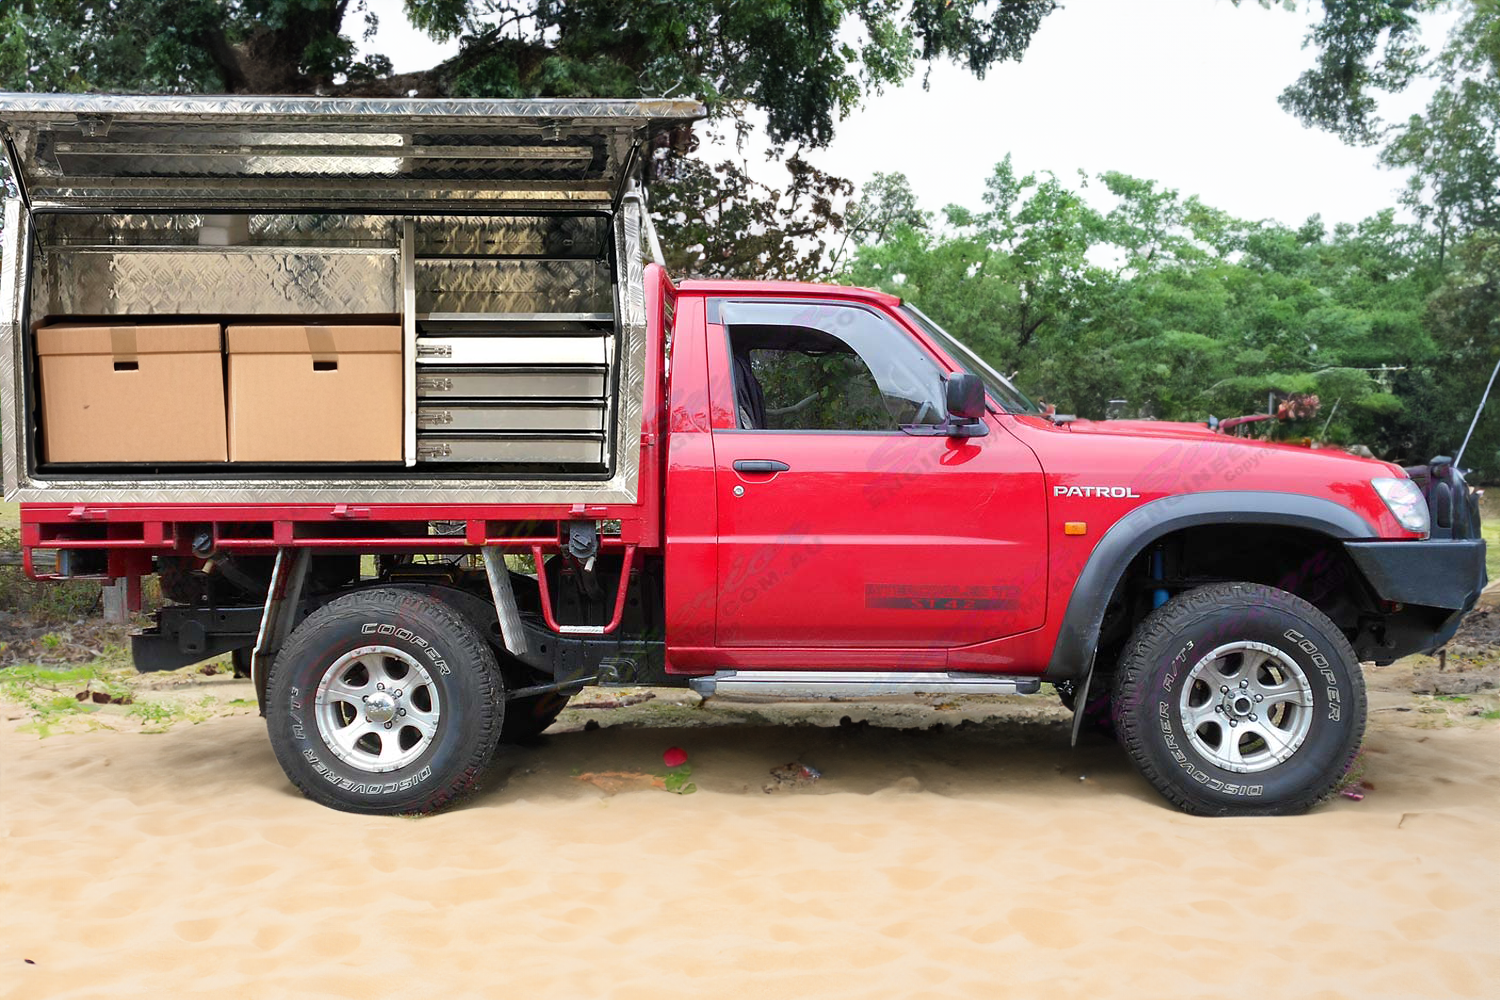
left=611, top=182, right=651, bottom=485
left=1, top=186, right=28, bottom=499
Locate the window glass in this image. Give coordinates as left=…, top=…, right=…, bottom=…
left=722, top=301, right=947, bottom=432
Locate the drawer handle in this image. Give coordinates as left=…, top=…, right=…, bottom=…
left=416, top=377, right=453, bottom=392
left=417, top=442, right=452, bottom=460
left=418, top=411, right=453, bottom=427
left=417, top=344, right=453, bottom=358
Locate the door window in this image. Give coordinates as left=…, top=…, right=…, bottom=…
left=722, top=301, right=947, bottom=431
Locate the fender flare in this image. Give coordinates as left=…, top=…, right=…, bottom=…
left=1043, top=491, right=1375, bottom=682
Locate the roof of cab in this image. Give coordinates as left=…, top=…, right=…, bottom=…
left=676, top=278, right=901, bottom=308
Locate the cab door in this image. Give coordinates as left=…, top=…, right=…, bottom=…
left=707, top=297, right=1047, bottom=657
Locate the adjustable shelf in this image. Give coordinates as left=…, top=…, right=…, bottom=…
left=402, top=218, right=617, bottom=471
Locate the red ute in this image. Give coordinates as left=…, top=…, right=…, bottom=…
left=4, top=95, right=1484, bottom=817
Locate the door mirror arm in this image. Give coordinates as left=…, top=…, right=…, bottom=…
left=900, top=418, right=989, bottom=439
left=897, top=372, right=989, bottom=438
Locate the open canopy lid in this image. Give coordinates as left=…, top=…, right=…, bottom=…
left=0, top=93, right=704, bottom=210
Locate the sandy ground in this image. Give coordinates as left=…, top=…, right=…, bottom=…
left=2, top=661, right=1497, bottom=1000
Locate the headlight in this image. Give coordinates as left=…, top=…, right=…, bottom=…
left=1372, top=477, right=1431, bottom=535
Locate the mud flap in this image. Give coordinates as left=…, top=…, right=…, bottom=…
left=1069, top=654, right=1096, bottom=747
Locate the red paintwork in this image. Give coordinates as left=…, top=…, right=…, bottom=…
left=22, top=273, right=1420, bottom=668
left=700, top=296, right=1047, bottom=659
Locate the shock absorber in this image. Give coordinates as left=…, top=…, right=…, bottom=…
left=1150, top=545, right=1169, bottom=609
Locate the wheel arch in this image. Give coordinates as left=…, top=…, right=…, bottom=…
left=1044, top=491, right=1376, bottom=683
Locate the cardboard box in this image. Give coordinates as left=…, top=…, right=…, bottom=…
left=227, top=324, right=402, bottom=462
left=36, top=322, right=227, bottom=463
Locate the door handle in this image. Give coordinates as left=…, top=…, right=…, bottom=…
left=733, top=459, right=790, bottom=474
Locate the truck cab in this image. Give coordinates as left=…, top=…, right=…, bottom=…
left=661, top=276, right=1483, bottom=678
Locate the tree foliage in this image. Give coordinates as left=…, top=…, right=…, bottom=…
left=1381, top=3, right=1500, bottom=259
left=0, top=0, right=1064, bottom=286
left=1268, top=0, right=1438, bottom=145
left=0, top=0, right=1058, bottom=147
left=0, top=0, right=391, bottom=94
left=652, top=154, right=853, bottom=281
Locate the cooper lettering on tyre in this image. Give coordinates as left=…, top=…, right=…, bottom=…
left=1111, top=582, right=1367, bottom=816
left=265, top=588, right=505, bottom=815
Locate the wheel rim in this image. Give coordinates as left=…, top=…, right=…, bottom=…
left=1178, top=640, right=1315, bottom=774
left=314, top=645, right=441, bottom=773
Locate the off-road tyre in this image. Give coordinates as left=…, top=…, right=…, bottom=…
left=265, top=588, right=505, bottom=815
left=1112, top=582, right=1366, bottom=816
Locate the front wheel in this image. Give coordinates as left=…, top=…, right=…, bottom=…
left=1112, top=582, right=1366, bottom=816
left=265, top=588, right=505, bottom=814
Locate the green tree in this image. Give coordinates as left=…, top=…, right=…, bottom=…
left=652, top=154, right=853, bottom=281
left=1266, top=0, right=1440, bottom=145
left=1422, top=232, right=1500, bottom=472
left=0, top=0, right=391, bottom=94
left=845, top=156, right=1108, bottom=378
left=1380, top=2, right=1500, bottom=264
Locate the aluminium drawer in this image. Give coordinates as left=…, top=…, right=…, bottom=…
left=415, top=366, right=608, bottom=400
left=414, top=335, right=608, bottom=366
left=417, top=403, right=606, bottom=433
left=416, top=434, right=606, bottom=465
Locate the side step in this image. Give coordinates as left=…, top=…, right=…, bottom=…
left=689, top=670, right=1041, bottom=702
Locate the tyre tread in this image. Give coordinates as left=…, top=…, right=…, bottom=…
left=1111, top=582, right=1367, bottom=817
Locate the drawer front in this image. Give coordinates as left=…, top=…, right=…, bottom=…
left=417, top=404, right=606, bottom=433
left=415, top=368, right=607, bottom=400
left=416, top=434, right=605, bottom=465
left=414, top=336, right=608, bottom=366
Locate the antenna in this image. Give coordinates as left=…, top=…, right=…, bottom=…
left=1454, top=354, right=1500, bottom=470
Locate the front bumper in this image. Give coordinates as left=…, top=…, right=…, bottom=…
left=1345, top=538, right=1487, bottom=611
left=1344, top=538, right=1487, bottom=661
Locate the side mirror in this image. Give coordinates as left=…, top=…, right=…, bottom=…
left=900, top=373, right=989, bottom=439
left=945, top=373, right=986, bottom=421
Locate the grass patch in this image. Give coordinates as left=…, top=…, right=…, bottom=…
left=1482, top=518, right=1500, bottom=583
left=0, top=662, right=134, bottom=736
left=0, top=522, right=165, bottom=625
left=1481, top=709, right=1500, bottom=721
left=1479, top=491, right=1500, bottom=582
left=127, top=695, right=224, bottom=732
left=126, top=700, right=178, bottom=730
left=0, top=526, right=104, bottom=623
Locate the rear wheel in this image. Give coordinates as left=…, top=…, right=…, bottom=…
left=265, top=588, right=505, bottom=814
left=1112, top=582, right=1366, bottom=816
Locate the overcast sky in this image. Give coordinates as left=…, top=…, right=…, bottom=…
left=360, top=0, right=1461, bottom=228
